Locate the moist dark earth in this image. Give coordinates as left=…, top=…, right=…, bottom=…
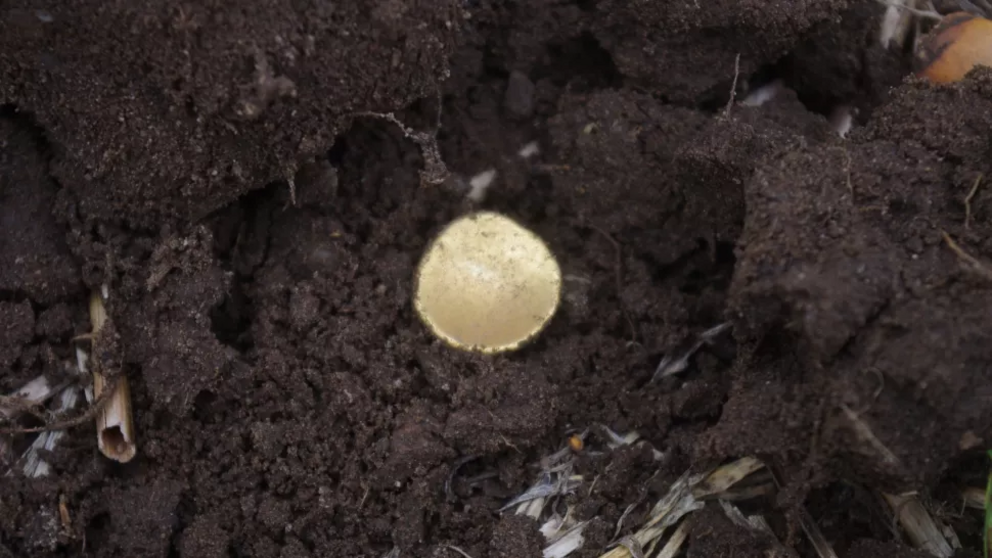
left=1, top=1, right=992, bottom=557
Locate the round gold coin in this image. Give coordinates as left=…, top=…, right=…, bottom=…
left=413, top=211, right=562, bottom=353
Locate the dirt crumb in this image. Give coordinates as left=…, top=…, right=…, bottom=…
left=0, top=300, right=34, bottom=370
left=687, top=504, right=780, bottom=558
left=180, top=514, right=229, bottom=558
left=105, top=479, right=184, bottom=558
left=444, top=362, right=559, bottom=455
left=488, top=514, right=543, bottom=558
left=0, top=117, right=81, bottom=305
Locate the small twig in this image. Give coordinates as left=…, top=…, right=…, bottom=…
left=614, top=502, right=641, bottom=539
left=359, top=483, right=370, bottom=510
left=441, top=545, right=476, bottom=558
left=942, top=230, right=992, bottom=280
left=59, top=494, right=71, bottom=532
left=589, top=224, right=637, bottom=344
left=652, top=322, right=732, bottom=382
left=965, top=173, right=984, bottom=229
left=840, top=404, right=900, bottom=465
left=724, top=53, right=741, bottom=118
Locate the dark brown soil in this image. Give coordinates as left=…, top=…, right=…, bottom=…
left=2, top=1, right=992, bottom=557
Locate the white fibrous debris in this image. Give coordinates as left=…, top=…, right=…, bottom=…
left=22, top=385, right=81, bottom=478
left=830, top=106, right=853, bottom=139
left=466, top=169, right=497, bottom=202
left=741, top=80, right=785, bottom=107
left=879, top=3, right=903, bottom=47
left=75, top=348, right=94, bottom=403
left=2, top=376, right=53, bottom=418
left=879, top=0, right=916, bottom=49
left=518, top=141, right=541, bottom=159
left=543, top=522, right=588, bottom=558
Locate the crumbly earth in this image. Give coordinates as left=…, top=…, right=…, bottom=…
left=1, top=1, right=991, bottom=557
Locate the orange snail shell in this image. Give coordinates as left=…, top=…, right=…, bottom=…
left=916, top=12, right=992, bottom=84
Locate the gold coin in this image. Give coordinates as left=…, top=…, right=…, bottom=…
left=414, top=211, right=562, bottom=353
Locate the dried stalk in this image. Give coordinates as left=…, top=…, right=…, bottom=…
left=963, top=486, right=985, bottom=509
left=89, top=290, right=136, bottom=463
left=654, top=521, right=689, bottom=558
left=768, top=465, right=839, bottom=558
left=692, top=456, right=765, bottom=499
left=881, top=492, right=954, bottom=557
left=544, top=522, right=588, bottom=558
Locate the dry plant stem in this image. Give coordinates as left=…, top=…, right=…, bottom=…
left=94, top=373, right=135, bottom=462
left=963, top=486, right=985, bottom=509
left=544, top=522, right=588, bottom=558
left=724, top=53, right=741, bottom=117
left=615, top=536, right=645, bottom=558
left=841, top=403, right=900, bottom=465
left=598, top=473, right=705, bottom=558
left=59, top=494, right=71, bottom=532
left=652, top=322, right=732, bottom=381
left=965, top=173, right=984, bottom=228
left=692, top=456, right=764, bottom=498
left=442, top=545, right=476, bottom=558
left=795, top=505, right=839, bottom=558
left=942, top=230, right=992, bottom=280
left=718, top=482, right=776, bottom=501
left=881, top=492, right=953, bottom=557
left=594, top=457, right=762, bottom=558
left=89, top=291, right=136, bottom=463
left=768, top=466, right=839, bottom=558
left=654, top=521, right=689, bottom=558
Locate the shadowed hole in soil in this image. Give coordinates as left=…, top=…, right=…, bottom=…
left=540, top=32, right=623, bottom=90
left=84, top=512, right=111, bottom=552
left=208, top=183, right=287, bottom=351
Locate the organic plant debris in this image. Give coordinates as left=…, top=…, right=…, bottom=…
left=1, top=1, right=992, bottom=557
